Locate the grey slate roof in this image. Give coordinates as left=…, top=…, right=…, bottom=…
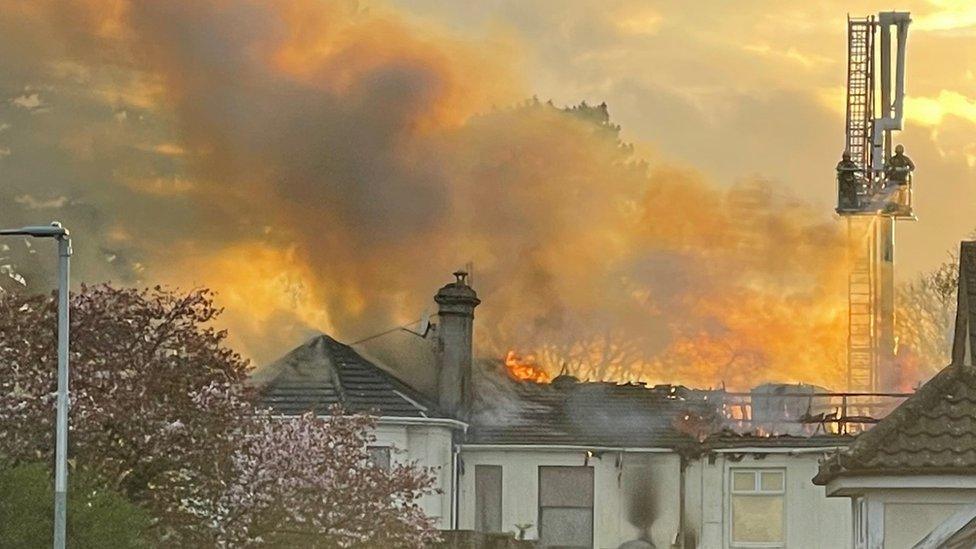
left=254, top=334, right=440, bottom=418
left=814, top=241, right=976, bottom=484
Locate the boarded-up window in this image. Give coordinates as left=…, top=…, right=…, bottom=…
left=538, top=466, right=593, bottom=548
left=730, top=469, right=785, bottom=548
left=367, top=446, right=391, bottom=471
left=475, top=465, right=502, bottom=532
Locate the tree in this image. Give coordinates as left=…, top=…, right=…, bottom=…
left=0, top=462, right=151, bottom=548
left=186, top=407, right=439, bottom=547
left=0, top=284, right=250, bottom=539
left=0, top=284, right=439, bottom=546
left=897, top=252, right=959, bottom=385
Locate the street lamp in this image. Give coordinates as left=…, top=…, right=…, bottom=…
left=0, top=222, right=71, bottom=549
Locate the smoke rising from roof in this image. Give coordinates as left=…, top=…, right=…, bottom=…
left=0, top=0, right=851, bottom=389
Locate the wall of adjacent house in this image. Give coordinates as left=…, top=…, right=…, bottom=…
left=457, top=448, right=682, bottom=548
left=684, top=452, right=852, bottom=549
left=855, top=487, right=976, bottom=548
left=374, top=421, right=456, bottom=529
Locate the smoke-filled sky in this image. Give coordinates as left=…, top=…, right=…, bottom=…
left=1, top=1, right=974, bottom=389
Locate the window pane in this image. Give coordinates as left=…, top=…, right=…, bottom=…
left=539, top=466, right=593, bottom=508
left=761, top=471, right=784, bottom=492
left=367, top=446, right=391, bottom=471
left=540, top=508, right=592, bottom=548
left=732, top=495, right=784, bottom=543
left=475, top=465, right=502, bottom=533
left=732, top=471, right=756, bottom=492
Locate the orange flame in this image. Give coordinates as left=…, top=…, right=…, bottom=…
left=505, top=350, right=551, bottom=383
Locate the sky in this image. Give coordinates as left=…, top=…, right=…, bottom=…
left=391, top=0, right=976, bottom=274
left=0, top=1, right=974, bottom=387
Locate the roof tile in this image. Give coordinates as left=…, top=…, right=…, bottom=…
left=254, top=334, right=439, bottom=418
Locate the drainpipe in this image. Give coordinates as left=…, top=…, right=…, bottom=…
left=451, top=438, right=462, bottom=530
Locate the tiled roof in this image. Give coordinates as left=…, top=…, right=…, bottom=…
left=813, top=365, right=976, bottom=482
left=467, top=369, right=714, bottom=449
left=814, top=241, right=976, bottom=484
left=254, top=334, right=440, bottom=418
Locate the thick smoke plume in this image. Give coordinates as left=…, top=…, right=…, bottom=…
left=0, top=0, right=851, bottom=389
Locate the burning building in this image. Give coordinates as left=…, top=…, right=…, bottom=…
left=255, top=267, right=911, bottom=548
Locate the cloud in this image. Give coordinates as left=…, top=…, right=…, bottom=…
left=14, top=194, right=68, bottom=209
left=10, top=92, right=48, bottom=112
left=915, top=0, right=976, bottom=32
left=123, top=176, right=195, bottom=196
left=743, top=43, right=834, bottom=68
left=906, top=90, right=976, bottom=126
left=614, top=7, right=662, bottom=36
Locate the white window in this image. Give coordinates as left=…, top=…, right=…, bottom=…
left=730, top=469, right=785, bottom=548
left=538, top=466, right=593, bottom=549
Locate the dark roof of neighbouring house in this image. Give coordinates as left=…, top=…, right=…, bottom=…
left=813, top=363, right=976, bottom=483
left=814, top=241, right=976, bottom=484
left=467, top=371, right=717, bottom=449
left=253, top=334, right=441, bottom=418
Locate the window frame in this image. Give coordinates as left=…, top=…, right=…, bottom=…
left=537, top=465, right=594, bottom=549
left=728, top=468, right=787, bottom=549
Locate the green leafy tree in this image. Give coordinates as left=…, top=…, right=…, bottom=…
left=0, top=462, right=150, bottom=548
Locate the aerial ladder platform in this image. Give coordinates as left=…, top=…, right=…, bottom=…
left=836, top=12, right=914, bottom=393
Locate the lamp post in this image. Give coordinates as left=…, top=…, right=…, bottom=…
left=0, top=222, right=71, bottom=549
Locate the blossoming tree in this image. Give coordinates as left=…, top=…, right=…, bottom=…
left=0, top=284, right=438, bottom=546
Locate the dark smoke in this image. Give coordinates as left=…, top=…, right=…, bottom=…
left=0, top=1, right=851, bottom=389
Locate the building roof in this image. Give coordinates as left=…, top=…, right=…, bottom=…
left=705, top=432, right=855, bottom=451
left=814, top=241, right=976, bottom=484
left=467, top=370, right=716, bottom=449
left=253, top=334, right=441, bottom=418
left=813, top=363, right=976, bottom=483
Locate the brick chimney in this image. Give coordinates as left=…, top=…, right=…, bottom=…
left=434, top=270, right=480, bottom=418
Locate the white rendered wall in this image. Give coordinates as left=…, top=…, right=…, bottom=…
left=374, top=422, right=456, bottom=529
left=853, top=488, right=976, bottom=548
left=458, top=448, right=682, bottom=548
left=685, top=452, right=852, bottom=549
